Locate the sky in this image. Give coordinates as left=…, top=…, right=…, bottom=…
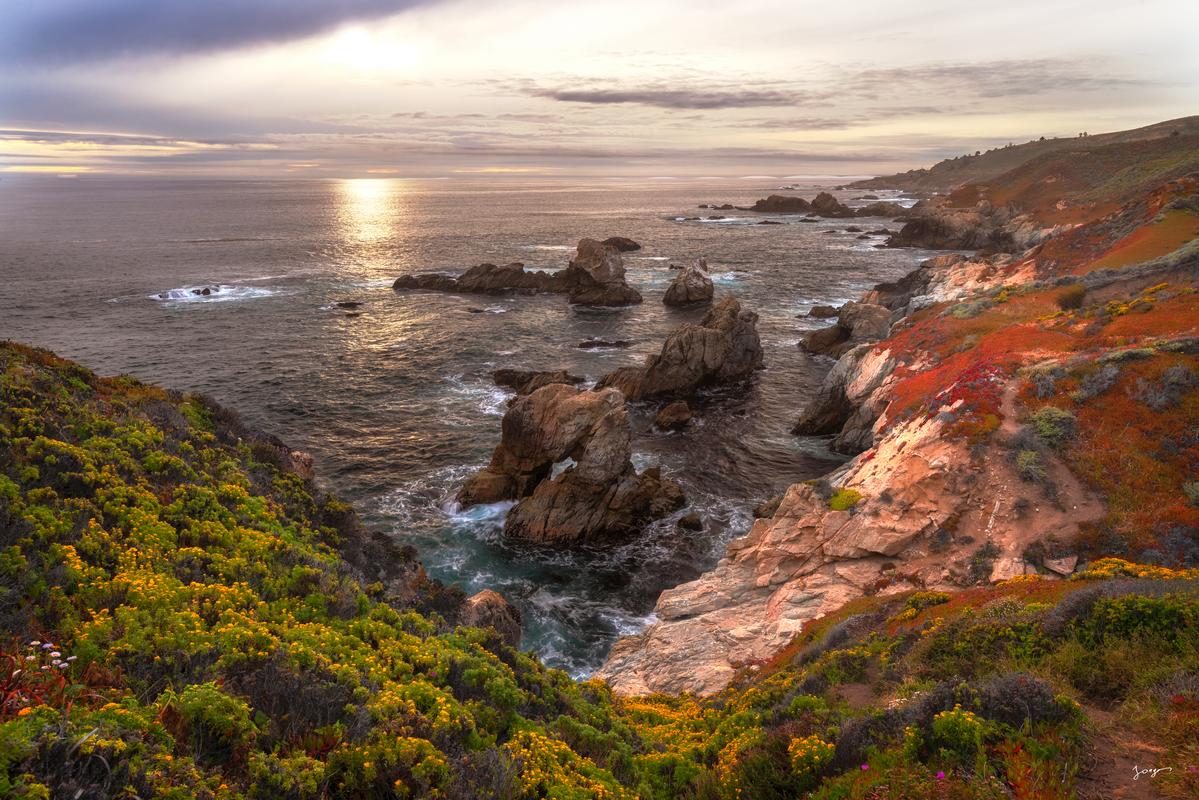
left=1, top=0, right=1196, bottom=179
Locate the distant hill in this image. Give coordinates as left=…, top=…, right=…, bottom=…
left=850, top=115, right=1199, bottom=192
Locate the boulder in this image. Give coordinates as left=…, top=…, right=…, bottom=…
left=810, top=192, right=854, bottom=218
left=662, top=259, right=714, bottom=306
left=678, top=512, right=703, bottom=531
left=807, top=305, right=839, bottom=319
left=597, top=296, right=763, bottom=400
left=458, top=384, right=684, bottom=542
left=460, top=589, right=522, bottom=648
left=601, top=236, right=641, bottom=252
left=493, top=368, right=583, bottom=396
left=562, top=239, right=643, bottom=306
left=654, top=401, right=692, bottom=430
left=751, top=194, right=810, bottom=213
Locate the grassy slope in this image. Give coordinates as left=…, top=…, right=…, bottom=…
left=848, top=116, right=1199, bottom=193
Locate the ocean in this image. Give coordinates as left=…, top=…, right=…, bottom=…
left=0, top=176, right=934, bottom=676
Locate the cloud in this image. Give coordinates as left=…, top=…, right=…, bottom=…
left=3, top=0, right=432, bottom=65
left=527, top=85, right=821, bottom=110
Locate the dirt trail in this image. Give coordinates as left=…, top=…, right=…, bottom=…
left=1075, top=705, right=1170, bottom=800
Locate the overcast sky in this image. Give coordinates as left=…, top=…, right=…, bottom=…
left=1, top=0, right=1195, bottom=178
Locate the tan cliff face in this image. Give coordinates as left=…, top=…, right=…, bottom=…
left=597, top=397, right=1107, bottom=695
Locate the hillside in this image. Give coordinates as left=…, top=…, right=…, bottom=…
left=849, top=115, right=1199, bottom=193
left=2, top=340, right=1198, bottom=798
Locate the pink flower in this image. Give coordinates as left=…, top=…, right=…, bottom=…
left=936, top=771, right=946, bottom=780
left=860, top=764, right=869, bottom=771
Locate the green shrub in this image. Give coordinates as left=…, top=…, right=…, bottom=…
left=1016, top=450, right=1047, bottom=482
left=1185, top=482, right=1199, bottom=507
left=1030, top=407, right=1077, bottom=449
left=930, top=705, right=985, bottom=762
left=827, top=489, right=864, bottom=511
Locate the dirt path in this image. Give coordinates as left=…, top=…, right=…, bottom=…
left=1075, top=705, right=1170, bottom=800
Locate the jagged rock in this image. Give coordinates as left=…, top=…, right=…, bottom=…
left=752, top=195, right=811, bottom=212
left=563, top=238, right=643, bottom=306
left=654, top=401, right=692, bottom=430
left=807, top=305, right=839, bottom=319
left=601, top=236, right=641, bottom=252
left=460, top=589, right=522, bottom=648
left=678, top=512, right=703, bottom=531
left=810, top=192, right=855, bottom=218
left=393, top=239, right=643, bottom=306
left=597, top=296, right=762, bottom=401
left=799, top=302, right=892, bottom=358
left=493, top=369, right=583, bottom=396
left=458, top=384, right=684, bottom=542
left=792, top=344, right=897, bottom=453
left=663, top=260, right=714, bottom=306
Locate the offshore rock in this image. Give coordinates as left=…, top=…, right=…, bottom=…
left=461, top=589, right=523, bottom=648
left=458, top=384, right=683, bottom=543
left=597, top=296, right=763, bottom=401
left=493, top=368, right=583, bottom=396
left=601, top=236, right=642, bottom=252
left=662, top=259, right=714, bottom=306
left=562, top=238, right=643, bottom=306
left=751, top=194, right=810, bottom=212
left=392, top=239, right=643, bottom=305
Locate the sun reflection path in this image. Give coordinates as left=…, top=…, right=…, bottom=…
left=337, top=177, right=406, bottom=246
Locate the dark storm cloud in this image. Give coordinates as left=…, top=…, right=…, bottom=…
left=3, top=0, right=432, bottom=65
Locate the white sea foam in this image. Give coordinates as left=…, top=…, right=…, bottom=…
left=148, top=284, right=281, bottom=304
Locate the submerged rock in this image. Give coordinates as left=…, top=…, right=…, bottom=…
left=460, top=589, right=523, bottom=648
left=653, top=400, right=692, bottom=430
left=577, top=338, right=634, bottom=350
left=662, top=259, right=714, bottom=306
left=458, top=384, right=684, bottom=543
left=597, top=296, right=763, bottom=401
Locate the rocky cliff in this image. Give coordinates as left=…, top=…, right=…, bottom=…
left=599, top=173, right=1199, bottom=696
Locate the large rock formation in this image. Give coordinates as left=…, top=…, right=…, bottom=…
left=751, top=194, right=810, bottom=213
left=798, top=301, right=893, bottom=358
left=598, top=406, right=1106, bottom=695
left=393, top=239, right=642, bottom=306
left=457, top=384, right=684, bottom=543
left=596, top=296, right=763, bottom=400
left=562, top=238, right=643, bottom=305
left=748, top=193, right=906, bottom=218
left=885, top=199, right=1063, bottom=252
left=662, top=259, right=714, bottom=306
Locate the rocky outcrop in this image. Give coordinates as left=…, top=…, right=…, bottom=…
left=601, top=237, right=641, bottom=252
left=493, top=369, right=583, bottom=396
left=662, top=260, right=714, bottom=306
left=458, top=384, right=684, bottom=543
left=751, top=195, right=810, bottom=213
left=598, top=406, right=1106, bottom=695
left=393, top=240, right=642, bottom=306
left=597, top=296, right=763, bottom=400
left=792, top=344, right=898, bottom=453
left=799, top=301, right=893, bottom=358
left=748, top=194, right=906, bottom=218
left=460, top=589, right=522, bottom=648
left=653, top=401, right=692, bottom=430
left=561, top=238, right=643, bottom=305
left=885, top=199, right=1063, bottom=253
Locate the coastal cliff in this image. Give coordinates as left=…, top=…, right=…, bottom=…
left=599, top=172, right=1199, bottom=696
